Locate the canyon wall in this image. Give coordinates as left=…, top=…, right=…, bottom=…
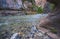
left=0, top=0, right=23, bottom=9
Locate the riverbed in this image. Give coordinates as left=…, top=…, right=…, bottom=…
left=0, top=14, right=49, bottom=39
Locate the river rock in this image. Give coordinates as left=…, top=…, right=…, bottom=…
left=10, top=25, right=51, bottom=39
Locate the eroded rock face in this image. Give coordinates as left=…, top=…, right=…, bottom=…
left=39, top=13, right=60, bottom=36
left=40, top=13, right=60, bottom=26
left=35, top=0, right=47, bottom=8
left=0, top=0, right=23, bottom=9
left=39, top=0, right=60, bottom=36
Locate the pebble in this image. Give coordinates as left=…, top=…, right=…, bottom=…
left=10, top=25, right=51, bottom=39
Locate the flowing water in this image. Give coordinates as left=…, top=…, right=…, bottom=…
left=0, top=14, right=52, bottom=39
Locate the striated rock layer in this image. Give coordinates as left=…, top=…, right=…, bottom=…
left=0, top=0, right=23, bottom=10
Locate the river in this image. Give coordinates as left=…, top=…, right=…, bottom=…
left=0, top=14, right=49, bottom=39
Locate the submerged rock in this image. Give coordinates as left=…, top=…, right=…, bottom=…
left=10, top=33, right=21, bottom=39
left=10, top=25, right=51, bottom=39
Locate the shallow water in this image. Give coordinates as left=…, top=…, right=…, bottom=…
left=0, top=14, right=48, bottom=32
left=0, top=14, right=48, bottom=23
left=0, top=14, right=49, bottom=39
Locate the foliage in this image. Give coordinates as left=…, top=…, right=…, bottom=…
left=32, top=5, right=44, bottom=13
left=37, top=7, right=44, bottom=13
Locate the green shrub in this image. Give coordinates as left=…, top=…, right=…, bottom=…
left=37, top=7, right=43, bottom=13
left=32, top=5, right=43, bottom=13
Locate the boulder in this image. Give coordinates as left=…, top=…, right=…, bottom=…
left=0, top=0, right=23, bottom=10
left=39, top=13, right=60, bottom=36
